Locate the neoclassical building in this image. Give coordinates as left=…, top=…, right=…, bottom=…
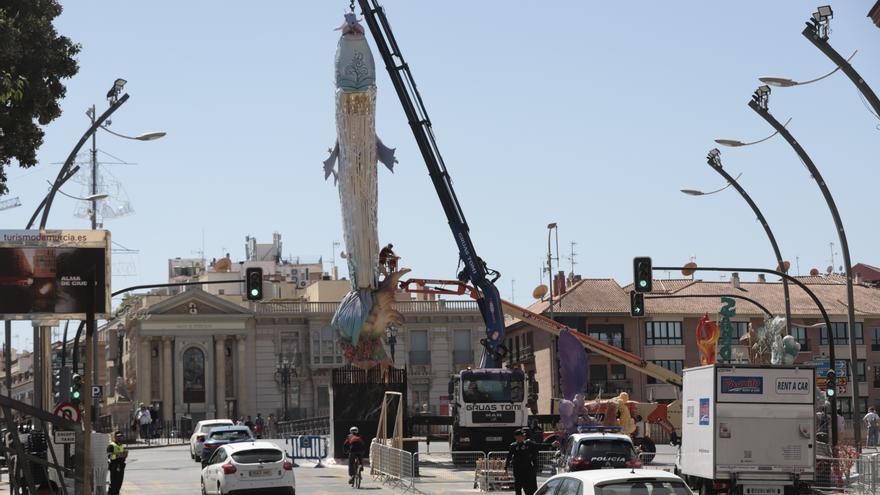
left=100, top=283, right=485, bottom=427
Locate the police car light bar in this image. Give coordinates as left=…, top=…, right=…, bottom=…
left=576, top=425, right=624, bottom=434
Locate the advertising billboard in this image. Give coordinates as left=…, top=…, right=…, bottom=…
left=0, top=230, right=110, bottom=319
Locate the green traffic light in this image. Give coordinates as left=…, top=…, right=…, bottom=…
left=250, top=288, right=259, bottom=297
left=72, top=391, right=80, bottom=399
left=639, top=280, right=647, bottom=288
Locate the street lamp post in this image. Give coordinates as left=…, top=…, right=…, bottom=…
left=748, top=85, right=861, bottom=450
left=274, top=356, right=297, bottom=421
left=385, top=326, right=398, bottom=363
left=682, top=149, right=793, bottom=333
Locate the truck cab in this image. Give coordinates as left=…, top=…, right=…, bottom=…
left=449, top=368, right=528, bottom=452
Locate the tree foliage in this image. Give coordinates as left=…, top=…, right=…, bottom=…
left=0, top=0, right=80, bottom=195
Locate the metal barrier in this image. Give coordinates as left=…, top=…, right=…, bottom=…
left=481, top=451, right=516, bottom=491
left=285, top=435, right=328, bottom=468
left=370, top=440, right=415, bottom=488
left=276, top=416, right=330, bottom=437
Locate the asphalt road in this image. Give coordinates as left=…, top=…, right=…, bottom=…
left=117, top=441, right=680, bottom=495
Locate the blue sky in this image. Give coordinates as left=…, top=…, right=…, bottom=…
left=3, top=2, right=879, bottom=351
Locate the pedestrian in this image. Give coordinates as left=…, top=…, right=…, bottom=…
left=505, top=428, right=538, bottom=495
left=148, top=404, right=158, bottom=438
left=254, top=413, right=265, bottom=439
left=135, top=404, right=152, bottom=445
left=245, top=415, right=255, bottom=434
left=268, top=413, right=277, bottom=438
left=107, top=431, right=128, bottom=495
left=865, top=407, right=880, bottom=447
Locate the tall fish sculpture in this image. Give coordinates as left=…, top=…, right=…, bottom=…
left=324, top=13, right=405, bottom=368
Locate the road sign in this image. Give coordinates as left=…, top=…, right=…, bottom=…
left=53, top=430, right=75, bottom=444
left=810, top=356, right=848, bottom=376
left=92, top=385, right=103, bottom=399
left=838, top=385, right=847, bottom=395
left=54, top=402, right=80, bottom=423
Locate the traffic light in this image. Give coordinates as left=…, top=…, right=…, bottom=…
left=633, top=257, right=653, bottom=293
left=246, top=267, right=263, bottom=301
left=54, top=367, right=71, bottom=404
left=70, top=373, right=83, bottom=405
left=825, top=370, right=837, bottom=398
left=630, top=291, right=645, bottom=317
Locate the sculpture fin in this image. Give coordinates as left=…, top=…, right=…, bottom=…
left=323, top=141, right=340, bottom=184
left=376, top=137, right=397, bottom=172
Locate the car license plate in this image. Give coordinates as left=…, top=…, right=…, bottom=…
left=249, top=469, right=272, bottom=477
left=487, top=436, right=502, bottom=442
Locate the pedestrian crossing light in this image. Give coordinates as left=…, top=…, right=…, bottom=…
left=633, top=257, right=653, bottom=293
left=826, top=370, right=837, bottom=398
left=630, top=291, right=645, bottom=317
left=246, top=267, right=264, bottom=301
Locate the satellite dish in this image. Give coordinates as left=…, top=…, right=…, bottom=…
left=810, top=268, right=820, bottom=276
left=533, top=285, right=548, bottom=299
left=682, top=262, right=698, bottom=277
left=777, top=261, right=791, bottom=273
left=826, top=265, right=833, bottom=275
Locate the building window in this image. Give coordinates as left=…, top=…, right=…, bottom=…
left=873, top=328, right=880, bottom=351
left=647, top=360, right=684, bottom=384
left=730, top=322, right=749, bottom=340
left=409, top=330, right=430, bottom=365
left=874, top=364, right=880, bottom=388
left=645, top=322, right=683, bottom=345
left=610, top=364, right=626, bottom=381
left=311, top=326, right=343, bottom=365
left=555, top=316, right=585, bottom=333
left=820, top=323, right=864, bottom=345
left=791, top=326, right=810, bottom=351
left=316, top=385, right=329, bottom=410
left=280, top=332, right=299, bottom=361
left=453, top=329, right=472, bottom=365
left=588, top=324, right=625, bottom=350
left=411, top=383, right=430, bottom=414
left=838, top=396, right=869, bottom=419
left=857, top=360, right=867, bottom=383
left=182, top=347, right=205, bottom=404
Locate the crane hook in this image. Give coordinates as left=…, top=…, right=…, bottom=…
left=349, top=0, right=355, bottom=12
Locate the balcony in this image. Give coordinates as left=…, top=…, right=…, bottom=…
left=588, top=337, right=631, bottom=353
left=509, top=345, right=534, bottom=364
left=258, top=299, right=479, bottom=314
left=589, top=379, right=632, bottom=396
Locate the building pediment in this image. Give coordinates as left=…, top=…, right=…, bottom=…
left=145, top=288, right=251, bottom=317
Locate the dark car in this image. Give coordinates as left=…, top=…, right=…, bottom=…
left=200, top=426, right=254, bottom=466
left=557, top=431, right=640, bottom=473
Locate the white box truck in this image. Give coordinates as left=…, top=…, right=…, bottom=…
left=679, top=364, right=816, bottom=495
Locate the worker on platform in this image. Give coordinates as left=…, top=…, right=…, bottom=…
left=505, top=428, right=538, bottom=495
left=107, top=431, right=128, bottom=495
left=379, top=243, right=398, bottom=275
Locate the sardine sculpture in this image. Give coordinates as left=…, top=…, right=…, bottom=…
left=324, top=13, right=405, bottom=368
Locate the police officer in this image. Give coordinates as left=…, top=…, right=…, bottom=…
left=107, top=431, right=128, bottom=495
left=505, top=428, right=538, bottom=495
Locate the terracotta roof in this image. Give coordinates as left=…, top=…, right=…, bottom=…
left=512, top=276, right=880, bottom=322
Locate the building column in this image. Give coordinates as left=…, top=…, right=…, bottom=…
left=162, top=337, right=173, bottom=422
left=140, top=338, right=151, bottom=405
left=236, top=335, right=247, bottom=418
left=215, top=336, right=226, bottom=419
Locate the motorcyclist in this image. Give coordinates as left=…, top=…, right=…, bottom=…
left=343, top=426, right=365, bottom=485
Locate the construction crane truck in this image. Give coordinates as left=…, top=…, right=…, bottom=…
left=358, top=0, right=681, bottom=454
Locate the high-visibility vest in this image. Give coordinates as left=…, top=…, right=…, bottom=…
left=109, top=442, right=126, bottom=461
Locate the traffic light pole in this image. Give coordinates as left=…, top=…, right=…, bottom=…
left=653, top=264, right=838, bottom=449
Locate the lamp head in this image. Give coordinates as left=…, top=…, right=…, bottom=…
left=547, top=222, right=557, bottom=230
left=680, top=189, right=705, bottom=196
left=714, top=139, right=745, bottom=147
left=759, top=77, right=798, bottom=88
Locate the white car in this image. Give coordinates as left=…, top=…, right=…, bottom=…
left=536, top=469, right=693, bottom=495
left=200, top=441, right=295, bottom=495
left=190, top=419, right=234, bottom=462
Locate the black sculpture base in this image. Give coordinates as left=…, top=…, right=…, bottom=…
left=330, top=366, right=407, bottom=458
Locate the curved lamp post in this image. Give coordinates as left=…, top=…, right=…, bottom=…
left=681, top=150, right=793, bottom=333
left=714, top=118, right=792, bottom=148
left=759, top=51, right=857, bottom=88
left=100, top=126, right=166, bottom=142
left=748, top=84, right=860, bottom=450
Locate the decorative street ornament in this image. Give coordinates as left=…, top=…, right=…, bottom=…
left=696, top=314, right=720, bottom=365
left=718, top=297, right=737, bottom=363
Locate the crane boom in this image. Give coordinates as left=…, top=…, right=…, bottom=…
left=358, top=0, right=507, bottom=367
left=400, top=279, right=684, bottom=388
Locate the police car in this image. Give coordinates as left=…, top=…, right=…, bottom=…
left=536, top=469, right=693, bottom=495
left=556, top=426, right=640, bottom=473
